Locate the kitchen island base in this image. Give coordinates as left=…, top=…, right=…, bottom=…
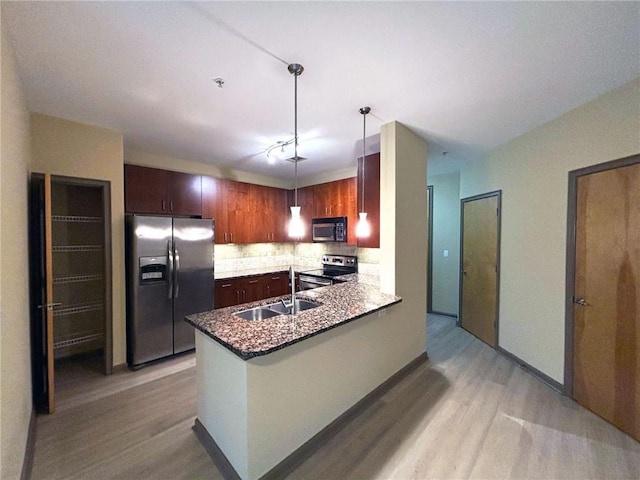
left=194, top=304, right=425, bottom=480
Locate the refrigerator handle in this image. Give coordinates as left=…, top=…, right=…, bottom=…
left=167, top=240, right=174, bottom=299
left=174, top=244, right=180, bottom=298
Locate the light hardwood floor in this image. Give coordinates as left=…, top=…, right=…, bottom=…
left=31, top=315, right=640, bottom=479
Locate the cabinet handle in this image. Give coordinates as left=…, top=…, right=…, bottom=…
left=224, top=232, right=227, bottom=242
left=236, top=291, right=240, bottom=303
left=162, top=200, right=166, bottom=212
left=169, top=201, right=173, bottom=212
left=272, top=276, right=280, bottom=280
left=242, top=290, right=246, bottom=301
left=230, top=233, right=233, bottom=242
left=267, top=285, right=270, bottom=295
left=249, top=280, right=258, bottom=284
left=221, top=283, right=232, bottom=288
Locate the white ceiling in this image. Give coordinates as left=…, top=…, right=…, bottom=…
left=3, top=2, right=639, bottom=179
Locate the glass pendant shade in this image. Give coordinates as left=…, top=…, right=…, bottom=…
left=356, top=106, right=371, bottom=239
left=356, top=211, right=370, bottom=238
left=288, top=205, right=304, bottom=238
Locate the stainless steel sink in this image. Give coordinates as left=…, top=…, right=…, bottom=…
left=267, top=299, right=321, bottom=315
left=234, top=299, right=321, bottom=320
left=234, top=307, right=281, bottom=321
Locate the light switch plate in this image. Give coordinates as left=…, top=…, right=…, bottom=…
left=443, top=250, right=449, bottom=257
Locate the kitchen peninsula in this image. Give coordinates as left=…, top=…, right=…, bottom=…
left=186, top=276, right=407, bottom=480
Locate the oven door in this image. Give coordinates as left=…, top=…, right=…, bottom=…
left=298, top=274, right=333, bottom=291
left=312, top=222, right=336, bottom=242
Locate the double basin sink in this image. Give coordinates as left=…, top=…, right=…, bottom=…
left=235, top=298, right=320, bottom=321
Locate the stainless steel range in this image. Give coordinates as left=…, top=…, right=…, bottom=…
left=298, top=254, right=358, bottom=290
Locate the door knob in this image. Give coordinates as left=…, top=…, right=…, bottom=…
left=573, top=297, right=589, bottom=306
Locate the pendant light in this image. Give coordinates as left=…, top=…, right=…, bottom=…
left=287, top=63, right=304, bottom=238
left=356, top=106, right=371, bottom=238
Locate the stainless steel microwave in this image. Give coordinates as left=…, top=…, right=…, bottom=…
left=312, top=217, right=347, bottom=242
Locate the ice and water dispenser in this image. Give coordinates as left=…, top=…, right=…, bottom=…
left=138, top=256, right=167, bottom=284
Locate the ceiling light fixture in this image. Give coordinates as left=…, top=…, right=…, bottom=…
left=287, top=63, right=304, bottom=239
left=356, top=106, right=371, bottom=238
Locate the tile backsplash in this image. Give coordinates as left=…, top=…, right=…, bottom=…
left=214, top=243, right=379, bottom=276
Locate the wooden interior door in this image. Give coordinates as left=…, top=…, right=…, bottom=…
left=573, top=161, right=639, bottom=441
left=29, top=173, right=56, bottom=413
left=460, top=192, right=500, bottom=347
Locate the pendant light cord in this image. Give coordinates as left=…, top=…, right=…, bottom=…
left=361, top=109, right=366, bottom=212
left=359, top=106, right=370, bottom=213
left=294, top=70, right=298, bottom=207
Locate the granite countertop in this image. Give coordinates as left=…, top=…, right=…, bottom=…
left=186, top=274, right=401, bottom=360
left=215, top=264, right=311, bottom=280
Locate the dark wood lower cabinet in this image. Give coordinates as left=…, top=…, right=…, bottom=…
left=213, top=278, right=241, bottom=309
left=214, top=271, right=290, bottom=309
left=242, top=276, right=263, bottom=303
left=263, top=273, right=289, bottom=299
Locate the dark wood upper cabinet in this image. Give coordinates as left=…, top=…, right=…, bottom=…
left=126, top=165, right=364, bottom=246
left=249, top=184, right=288, bottom=243
left=124, top=165, right=167, bottom=214
left=125, top=164, right=202, bottom=217
left=166, top=171, right=202, bottom=216
left=311, top=178, right=357, bottom=245
left=356, top=153, right=380, bottom=248
left=201, top=175, right=222, bottom=221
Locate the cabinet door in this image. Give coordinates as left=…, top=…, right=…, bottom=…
left=249, top=184, right=271, bottom=243
left=225, top=180, right=250, bottom=244
left=342, top=177, right=358, bottom=246
left=313, top=179, right=354, bottom=218
left=214, top=278, right=240, bottom=309
left=332, top=178, right=356, bottom=218
left=357, top=153, right=380, bottom=248
left=313, top=182, right=333, bottom=217
left=201, top=175, right=223, bottom=221
left=241, top=275, right=264, bottom=303
left=208, top=177, right=229, bottom=244
left=271, top=188, right=288, bottom=242
left=124, top=165, right=168, bottom=214
left=167, top=171, right=202, bottom=216
left=263, top=272, right=289, bottom=298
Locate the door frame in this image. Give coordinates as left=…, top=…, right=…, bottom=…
left=54, top=174, right=113, bottom=374
left=458, top=190, right=502, bottom=347
left=427, top=185, right=434, bottom=313
left=563, top=153, right=640, bottom=396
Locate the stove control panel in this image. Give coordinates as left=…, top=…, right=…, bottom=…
left=321, top=255, right=358, bottom=268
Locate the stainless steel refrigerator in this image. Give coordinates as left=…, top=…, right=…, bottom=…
left=125, top=215, right=214, bottom=368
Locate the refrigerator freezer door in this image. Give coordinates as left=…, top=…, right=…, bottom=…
left=172, top=217, right=214, bottom=354
left=126, top=216, right=174, bottom=366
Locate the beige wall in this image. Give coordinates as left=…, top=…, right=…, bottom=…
left=460, top=78, right=640, bottom=383
left=0, top=20, right=33, bottom=479
left=380, top=121, right=428, bottom=350
left=30, top=114, right=127, bottom=365
left=428, top=172, right=460, bottom=315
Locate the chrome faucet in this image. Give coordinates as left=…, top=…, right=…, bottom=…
left=289, top=265, right=297, bottom=314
